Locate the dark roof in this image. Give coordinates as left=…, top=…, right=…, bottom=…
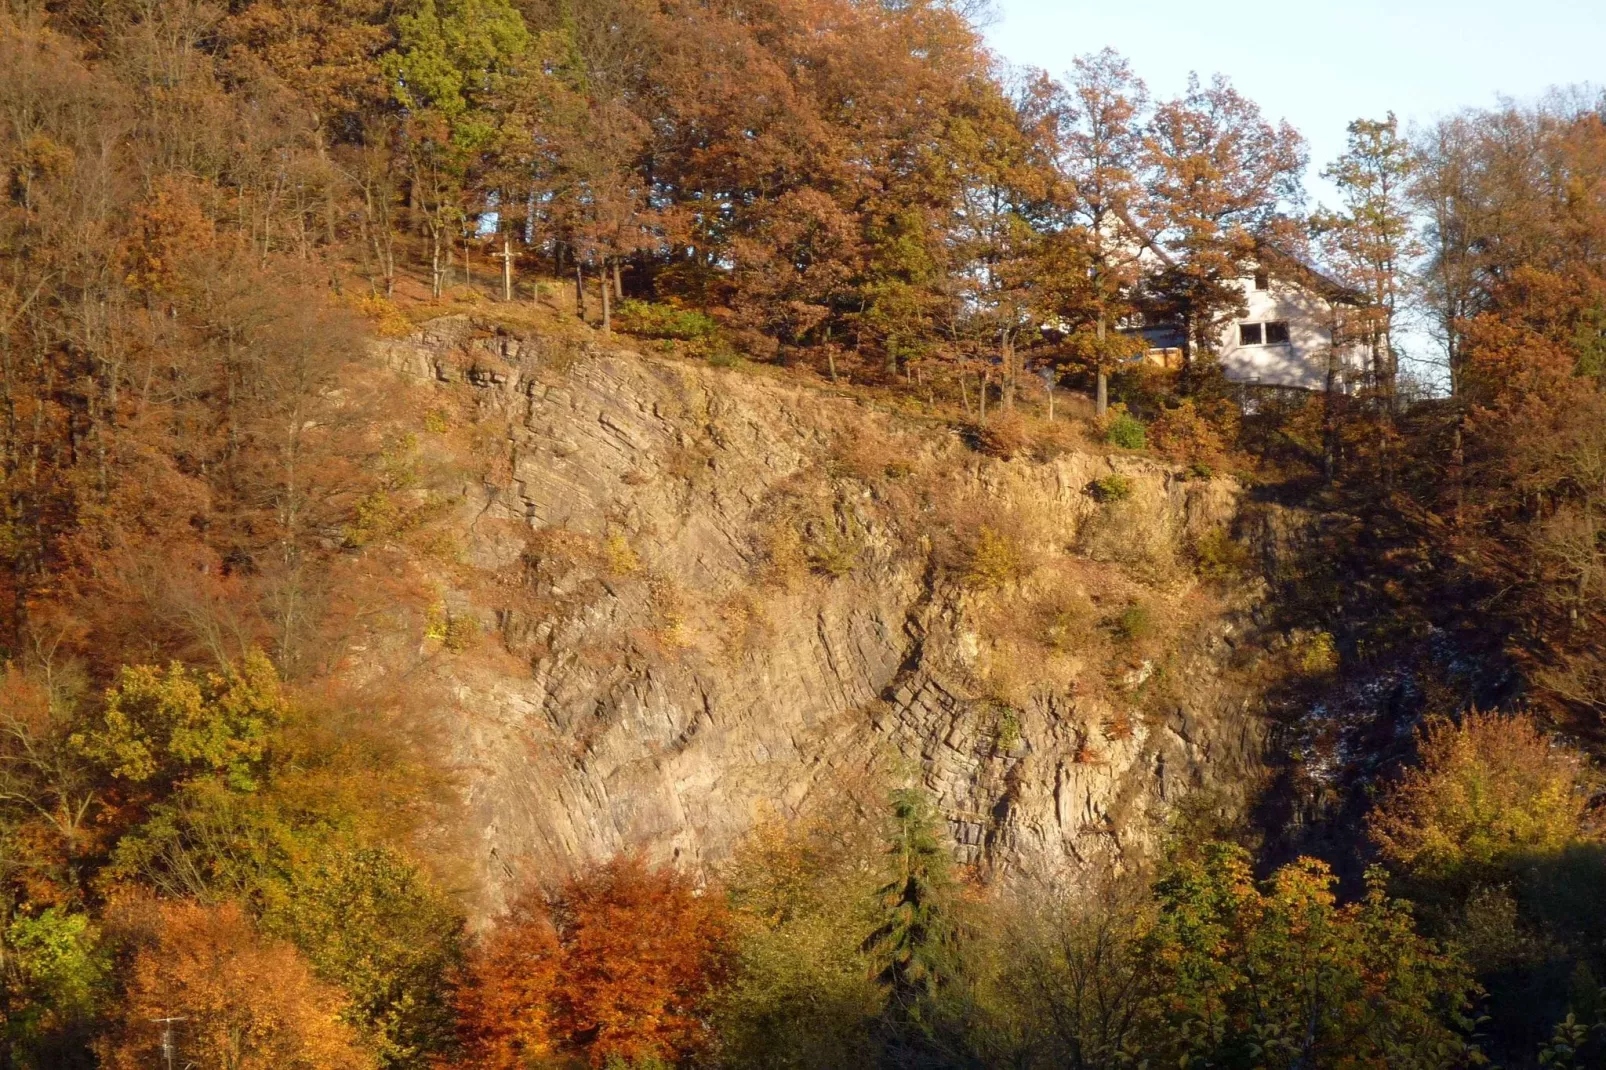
left=1255, top=242, right=1369, bottom=306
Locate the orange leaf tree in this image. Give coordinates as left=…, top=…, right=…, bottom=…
left=455, top=855, right=734, bottom=1068
left=100, top=899, right=372, bottom=1070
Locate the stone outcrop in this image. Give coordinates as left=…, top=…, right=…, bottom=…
left=375, top=315, right=1274, bottom=908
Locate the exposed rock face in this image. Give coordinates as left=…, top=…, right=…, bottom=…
left=377, top=316, right=1274, bottom=908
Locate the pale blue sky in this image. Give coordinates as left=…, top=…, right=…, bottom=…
left=985, top=0, right=1606, bottom=207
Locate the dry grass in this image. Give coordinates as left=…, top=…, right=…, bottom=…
left=662, top=442, right=715, bottom=485
left=1103, top=709, right=1135, bottom=742
left=829, top=427, right=918, bottom=483
left=934, top=498, right=1046, bottom=592
left=756, top=475, right=876, bottom=587
left=1034, top=583, right=1103, bottom=654
left=759, top=516, right=811, bottom=590
left=647, top=572, right=690, bottom=648
left=350, top=294, right=415, bottom=338
left=601, top=531, right=641, bottom=576
left=967, top=566, right=1110, bottom=706
left=1076, top=483, right=1183, bottom=585
left=714, top=591, right=771, bottom=659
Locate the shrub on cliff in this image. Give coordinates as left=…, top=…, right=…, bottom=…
left=1149, top=398, right=1237, bottom=467
left=964, top=526, right=1027, bottom=590
left=615, top=301, right=718, bottom=341
left=1090, top=473, right=1134, bottom=503
left=1104, top=410, right=1148, bottom=451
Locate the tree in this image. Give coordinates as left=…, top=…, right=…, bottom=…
left=941, top=73, right=1055, bottom=412
left=1145, top=842, right=1480, bottom=1069
left=1049, top=49, right=1151, bottom=416
left=990, top=870, right=1158, bottom=1070
left=0, top=906, right=108, bottom=1067
left=1316, top=114, right=1420, bottom=406
left=0, top=664, right=107, bottom=906
left=1367, top=710, right=1605, bottom=1059
left=863, top=788, right=967, bottom=1067
left=451, top=895, right=561, bottom=1069
left=71, top=650, right=286, bottom=797
left=383, top=0, right=532, bottom=297
left=1139, top=73, right=1307, bottom=381
left=1315, top=113, right=1422, bottom=483
left=717, top=804, right=884, bottom=1069
left=1370, top=711, right=1591, bottom=889
left=1410, top=102, right=1606, bottom=725
left=100, top=898, right=372, bottom=1070
left=219, top=0, right=395, bottom=146
left=1411, top=114, right=1482, bottom=398
left=260, top=841, right=464, bottom=1067
left=455, top=854, right=734, bottom=1068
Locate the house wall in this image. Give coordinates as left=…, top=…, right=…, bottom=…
left=1215, top=276, right=1355, bottom=391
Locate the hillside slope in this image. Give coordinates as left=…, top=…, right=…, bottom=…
left=369, top=316, right=1302, bottom=906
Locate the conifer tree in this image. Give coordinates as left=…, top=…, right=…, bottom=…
left=864, top=788, right=963, bottom=1067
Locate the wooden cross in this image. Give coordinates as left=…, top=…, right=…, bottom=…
left=490, top=236, right=515, bottom=302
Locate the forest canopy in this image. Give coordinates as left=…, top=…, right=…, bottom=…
left=2, top=0, right=1606, bottom=1066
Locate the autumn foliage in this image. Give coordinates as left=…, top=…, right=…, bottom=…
left=99, top=899, right=371, bottom=1070
left=1371, top=711, right=1592, bottom=884
left=0, top=0, right=1605, bottom=1065
left=454, top=856, right=733, bottom=1068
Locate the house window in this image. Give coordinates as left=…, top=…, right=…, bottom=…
left=1238, top=321, right=1291, bottom=347
left=1254, top=270, right=1270, bottom=291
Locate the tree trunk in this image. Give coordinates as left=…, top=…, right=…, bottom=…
left=600, top=258, right=611, bottom=333
left=613, top=259, right=624, bottom=301
left=1001, top=331, right=1016, bottom=411
left=1179, top=308, right=1194, bottom=395
left=979, top=371, right=988, bottom=423
left=430, top=226, right=443, bottom=299
left=501, top=234, right=513, bottom=302
left=575, top=263, right=586, bottom=320
left=1095, top=316, right=1109, bottom=417
left=1451, top=416, right=1466, bottom=527
left=1323, top=347, right=1339, bottom=483
left=1045, top=371, right=1055, bottom=422
left=1372, top=325, right=1393, bottom=489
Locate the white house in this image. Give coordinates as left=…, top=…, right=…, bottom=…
left=1129, top=248, right=1374, bottom=393
left=1214, top=255, right=1373, bottom=392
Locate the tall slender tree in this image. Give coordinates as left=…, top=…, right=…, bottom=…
left=1315, top=113, right=1422, bottom=411
left=1050, top=49, right=1150, bottom=416
left=1138, top=73, right=1307, bottom=380
left=864, top=788, right=963, bottom=1066
left=382, top=0, right=532, bottom=297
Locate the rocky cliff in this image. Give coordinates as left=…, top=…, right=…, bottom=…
left=374, top=314, right=1283, bottom=908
